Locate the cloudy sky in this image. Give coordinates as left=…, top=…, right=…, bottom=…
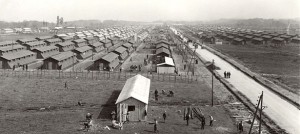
left=0, top=0, right=299, bottom=22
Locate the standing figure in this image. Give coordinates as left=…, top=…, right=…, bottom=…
left=163, top=111, right=167, bottom=123
left=227, top=72, right=230, bottom=78
left=224, top=71, right=227, bottom=78
left=186, top=114, right=190, bottom=126
left=155, top=89, right=158, bottom=101
left=201, top=117, right=205, bottom=129
left=65, top=81, right=68, bottom=89
left=238, top=121, right=243, bottom=132
left=111, top=111, right=116, bottom=120
left=126, top=112, right=130, bottom=122
left=209, top=115, right=214, bottom=126
left=154, top=119, right=158, bottom=133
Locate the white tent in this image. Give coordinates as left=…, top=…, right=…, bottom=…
left=116, top=74, right=151, bottom=122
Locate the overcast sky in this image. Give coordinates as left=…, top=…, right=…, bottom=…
left=0, top=0, right=299, bottom=22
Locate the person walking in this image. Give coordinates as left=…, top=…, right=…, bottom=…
left=186, top=114, right=190, bottom=126
left=238, top=121, right=243, bottom=132
left=201, top=117, right=205, bottom=129
left=155, top=89, right=158, bottom=101
left=209, top=115, right=214, bottom=126
left=154, top=119, right=158, bottom=133
left=111, top=111, right=116, bottom=120
left=163, top=111, right=167, bottom=123
left=65, top=81, right=68, bottom=89
left=224, top=71, right=227, bottom=78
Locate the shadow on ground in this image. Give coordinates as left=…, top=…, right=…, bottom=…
left=97, top=90, right=120, bottom=119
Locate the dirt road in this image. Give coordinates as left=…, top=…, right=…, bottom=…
left=190, top=44, right=300, bottom=134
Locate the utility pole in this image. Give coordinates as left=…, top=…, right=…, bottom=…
left=72, top=45, right=75, bottom=72
left=211, top=59, right=214, bottom=106
left=249, top=91, right=264, bottom=134
left=259, top=91, right=263, bottom=134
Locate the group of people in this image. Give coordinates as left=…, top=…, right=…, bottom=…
left=224, top=71, right=231, bottom=78
left=130, top=64, right=142, bottom=72
left=82, top=113, right=93, bottom=131
left=184, top=111, right=214, bottom=130
left=12, top=64, right=29, bottom=71
left=155, top=89, right=174, bottom=101
left=152, top=111, right=167, bottom=133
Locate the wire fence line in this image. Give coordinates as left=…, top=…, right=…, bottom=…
left=0, top=69, right=205, bottom=83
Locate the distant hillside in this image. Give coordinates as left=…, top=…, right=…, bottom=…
left=0, top=21, right=55, bottom=29
left=205, top=18, right=300, bottom=30
left=0, top=20, right=147, bottom=29
left=65, top=20, right=146, bottom=28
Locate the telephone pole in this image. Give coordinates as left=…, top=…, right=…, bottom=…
left=211, top=59, right=214, bottom=106
left=249, top=91, right=264, bottom=134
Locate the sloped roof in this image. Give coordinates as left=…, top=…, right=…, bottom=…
left=156, top=47, right=170, bottom=55
left=36, top=36, right=53, bottom=40
left=155, top=40, right=170, bottom=45
left=101, top=52, right=119, bottom=62
left=89, top=42, right=103, bottom=47
left=1, top=50, right=35, bottom=60
left=245, top=35, right=253, bottom=39
left=252, top=37, right=263, bottom=41
left=115, top=74, right=151, bottom=104
left=72, top=39, right=86, bottom=44
left=156, top=43, right=169, bottom=49
left=32, top=46, right=58, bottom=52
left=17, top=38, right=37, bottom=43
left=262, top=35, right=272, bottom=39
left=50, top=51, right=74, bottom=61
left=74, top=46, right=92, bottom=53
left=0, top=41, right=19, bottom=46
left=84, top=37, right=95, bottom=41
left=0, top=45, right=25, bottom=51
left=113, top=46, right=127, bottom=54
left=122, top=43, right=132, bottom=48
left=60, top=36, right=73, bottom=40
left=272, top=37, right=284, bottom=41
left=44, top=38, right=61, bottom=43
left=99, top=39, right=111, bottom=44
left=233, top=38, right=244, bottom=42
left=24, top=41, right=46, bottom=46
left=56, top=41, right=75, bottom=47
left=157, top=57, right=175, bottom=67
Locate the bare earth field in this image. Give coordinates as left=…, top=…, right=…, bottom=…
left=207, top=43, right=300, bottom=94
left=0, top=77, right=244, bottom=134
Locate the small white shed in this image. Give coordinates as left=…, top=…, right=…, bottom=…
left=157, top=57, right=175, bottom=74
left=115, top=74, right=151, bottom=122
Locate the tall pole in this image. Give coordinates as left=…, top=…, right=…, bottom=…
left=73, top=45, right=74, bottom=72
left=212, top=59, right=214, bottom=106
left=259, top=91, right=263, bottom=134
left=249, top=93, right=262, bottom=134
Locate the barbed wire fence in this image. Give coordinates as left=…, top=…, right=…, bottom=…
left=0, top=69, right=204, bottom=83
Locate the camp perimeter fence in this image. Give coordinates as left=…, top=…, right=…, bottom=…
left=0, top=69, right=202, bottom=83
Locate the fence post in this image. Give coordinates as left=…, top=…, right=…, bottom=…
left=175, top=75, right=176, bottom=82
